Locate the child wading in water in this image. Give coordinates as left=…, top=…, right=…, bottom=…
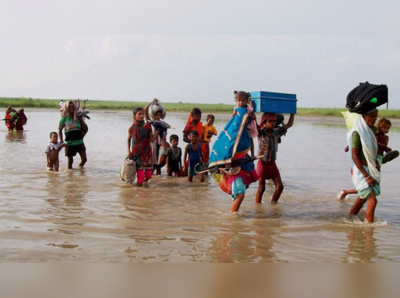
left=203, top=114, right=218, bottom=171
left=256, top=112, right=295, bottom=203
left=127, top=107, right=159, bottom=186
left=45, top=132, right=65, bottom=171
left=166, top=134, right=182, bottom=177
left=183, top=131, right=205, bottom=182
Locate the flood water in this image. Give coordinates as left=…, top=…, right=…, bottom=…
left=1, top=109, right=399, bottom=262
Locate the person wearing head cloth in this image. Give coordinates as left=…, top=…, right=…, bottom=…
left=347, top=109, right=381, bottom=223
left=255, top=112, right=295, bottom=204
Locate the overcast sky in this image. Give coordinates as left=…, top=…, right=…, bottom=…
left=1, top=35, right=399, bottom=109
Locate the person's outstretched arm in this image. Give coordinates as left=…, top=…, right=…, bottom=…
left=285, top=114, right=295, bottom=129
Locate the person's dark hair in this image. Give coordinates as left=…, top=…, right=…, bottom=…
left=207, top=114, right=215, bottom=120
left=50, top=131, right=58, bottom=138
left=189, top=130, right=199, bottom=136
left=234, top=90, right=251, bottom=101
left=170, top=134, right=179, bottom=142
left=133, top=107, right=144, bottom=116
left=191, top=108, right=202, bottom=116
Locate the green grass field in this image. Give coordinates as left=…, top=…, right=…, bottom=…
left=1, top=97, right=400, bottom=118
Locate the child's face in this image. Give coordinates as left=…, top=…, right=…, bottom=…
left=207, top=117, right=214, bottom=125
left=154, top=111, right=162, bottom=121
left=171, top=139, right=179, bottom=147
left=236, top=95, right=248, bottom=108
left=265, top=118, right=277, bottom=131
left=380, top=123, right=391, bottom=134
left=50, top=133, right=58, bottom=143
left=135, top=110, right=145, bottom=121
left=190, top=133, right=199, bottom=143
left=192, top=114, right=201, bottom=124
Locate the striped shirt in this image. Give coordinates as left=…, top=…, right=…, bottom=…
left=258, top=126, right=287, bottom=163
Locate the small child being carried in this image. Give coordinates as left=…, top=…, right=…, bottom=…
left=166, top=134, right=182, bottom=177
left=45, top=132, right=65, bottom=171
left=183, top=131, right=205, bottom=183
left=376, top=117, right=399, bottom=165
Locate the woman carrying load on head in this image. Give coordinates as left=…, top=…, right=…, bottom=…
left=59, top=100, right=88, bottom=169
left=348, top=109, right=381, bottom=223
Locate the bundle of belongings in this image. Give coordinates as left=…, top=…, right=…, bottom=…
left=346, top=81, right=388, bottom=114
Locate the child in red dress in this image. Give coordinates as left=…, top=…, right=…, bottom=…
left=127, top=107, right=159, bottom=186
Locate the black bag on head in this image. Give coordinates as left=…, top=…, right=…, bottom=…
left=346, top=82, right=388, bottom=114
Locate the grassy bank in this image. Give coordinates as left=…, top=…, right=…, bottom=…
left=1, top=97, right=400, bottom=118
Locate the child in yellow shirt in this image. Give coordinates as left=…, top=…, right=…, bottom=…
left=203, top=114, right=218, bottom=169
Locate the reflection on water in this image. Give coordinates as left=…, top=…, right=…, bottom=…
left=1, top=110, right=400, bottom=262
left=340, top=227, right=377, bottom=263
left=5, top=131, right=27, bottom=143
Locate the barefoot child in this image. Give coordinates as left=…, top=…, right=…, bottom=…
left=127, top=107, right=159, bottom=186
left=183, top=131, right=205, bottom=182
left=166, top=134, right=182, bottom=177
left=45, top=132, right=65, bottom=171
left=255, top=112, right=295, bottom=203
left=203, top=114, right=218, bottom=171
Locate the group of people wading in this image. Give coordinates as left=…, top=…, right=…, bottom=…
left=4, top=86, right=398, bottom=223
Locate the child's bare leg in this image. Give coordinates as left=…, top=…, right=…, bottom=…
left=339, top=189, right=357, bottom=200
left=271, top=176, right=284, bottom=203
left=200, top=173, right=204, bottom=183
left=188, top=175, right=193, bottom=182
left=68, top=156, right=73, bottom=169
left=350, top=197, right=367, bottom=217
left=231, top=193, right=245, bottom=213
left=55, top=160, right=59, bottom=172
left=255, top=179, right=266, bottom=203
left=365, top=193, right=378, bottom=223
left=78, top=150, right=87, bottom=168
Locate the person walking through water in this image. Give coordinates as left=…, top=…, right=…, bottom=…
left=348, top=109, right=381, bottom=223
left=59, top=101, right=88, bottom=169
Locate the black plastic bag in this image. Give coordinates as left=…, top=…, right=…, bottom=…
left=346, top=82, right=388, bottom=114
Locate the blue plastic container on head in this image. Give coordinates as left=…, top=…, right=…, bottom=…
left=250, top=91, right=297, bottom=114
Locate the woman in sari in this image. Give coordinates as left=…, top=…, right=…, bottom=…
left=209, top=92, right=258, bottom=213
left=347, top=109, right=381, bottom=223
